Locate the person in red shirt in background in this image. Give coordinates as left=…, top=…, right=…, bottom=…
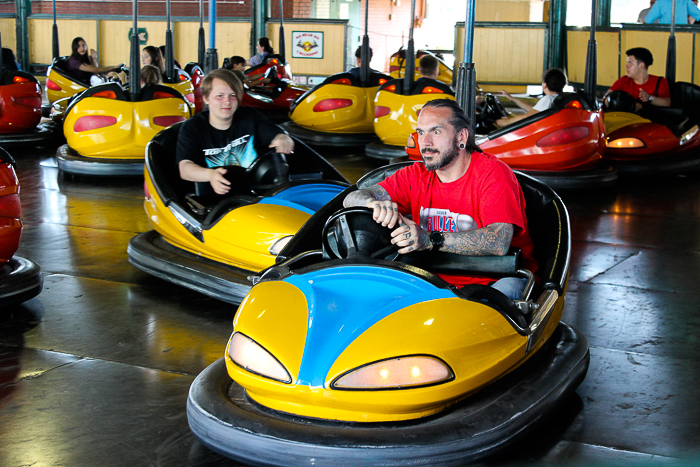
left=343, top=98, right=536, bottom=301
left=606, top=47, right=671, bottom=111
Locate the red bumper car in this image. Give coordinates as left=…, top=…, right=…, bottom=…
left=0, top=70, right=53, bottom=144
left=0, top=147, right=43, bottom=306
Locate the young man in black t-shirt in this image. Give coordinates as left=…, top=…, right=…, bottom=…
left=176, top=68, right=294, bottom=195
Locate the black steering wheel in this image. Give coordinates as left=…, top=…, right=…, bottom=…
left=603, top=90, right=637, bottom=113
left=322, top=207, right=400, bottom=261
left=263, top=66, right=284, bottom=87
left=246, top=150, right=290, bottom=192
left=483, top=93, right=508, bottom=120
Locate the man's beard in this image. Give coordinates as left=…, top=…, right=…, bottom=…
left=422, top=136, right=460, bottom=171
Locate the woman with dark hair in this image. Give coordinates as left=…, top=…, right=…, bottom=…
left=67, top=37, right=121, bottom=85
left=142, top=46, right=166, bottom=75
left=245, top=37, right=274, bottom=67
left=158, top=45, right=181, bottom=70
left=2, top=48, right=20, bottom=71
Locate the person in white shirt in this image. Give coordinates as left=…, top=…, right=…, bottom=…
left=496, top=68, right=567, bottom=128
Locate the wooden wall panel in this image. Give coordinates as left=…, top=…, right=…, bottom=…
left=29, top=18, right=97, bottom=64
left=567, top=30, right=620, bottom=87
left=213, top=22, right=253, bottom=65
left=474, top=27, right=545, bottom=83
left=267, top=21, right=346, bottom=75
left=475, top=0, right=531, bottom=22
left=621, top=30, right=694, bottom=84
left=0, top=18, right=17, bottom=53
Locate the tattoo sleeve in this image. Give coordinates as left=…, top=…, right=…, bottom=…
left=442, top=223, right=514, bottom=256
left=343, top=184, right=393, bottom=207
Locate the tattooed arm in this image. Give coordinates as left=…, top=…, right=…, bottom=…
left=391, top=218, right=513, bottom=256
left=343, top=184, right=401, bottom=228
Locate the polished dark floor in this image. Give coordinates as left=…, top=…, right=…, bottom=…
left=2, top=134, right=700, bottom=467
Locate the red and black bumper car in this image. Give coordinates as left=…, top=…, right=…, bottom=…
left=0, top=148, right=43, bottom=306
left=0, top=70, right=53, bottom=145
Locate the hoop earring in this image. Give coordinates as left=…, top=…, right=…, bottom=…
left=459, top=143, right=466, bottom=149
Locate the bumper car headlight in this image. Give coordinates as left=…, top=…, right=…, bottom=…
left=332, top=355, right=454, bottom=390
left=229, top=332, right=291, bottom=383
left=269, top=235, right=293, bottom=256
left=681, top=125, right=698, bottom=145
left=606, top=137, right=645, bottom=148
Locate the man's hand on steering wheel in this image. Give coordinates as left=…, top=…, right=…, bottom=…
left=366, top=199, right=400, bottom=229
left=391, top=214, right=431, bottom=254
left=269, top=133, right=295, bottom=154
left=209, top=167, right=231, bottom=195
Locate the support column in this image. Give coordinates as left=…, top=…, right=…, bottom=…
left=251, top=0, right=268, bottom=57
left=597, top=0, right=611, bottom=28
left=545, top=0, right=567, bottom=71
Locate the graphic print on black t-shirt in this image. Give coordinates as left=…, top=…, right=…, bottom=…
left=203, top=135, right=258, bottom=168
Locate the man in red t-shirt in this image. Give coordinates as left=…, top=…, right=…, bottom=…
left=343, top=99, right=537, bottom=300
left=607, top=47, right=671, bottom=111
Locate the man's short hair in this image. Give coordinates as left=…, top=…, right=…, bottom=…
left=421, top=99, right=482, bottom=154
left=626, top=47, right=654, bottom=68
left=355, top=46, right=373, bottom=60
left=230, top=56, right=246, bottom=67
left=201, top=68, right=243, bottom=103
left=543, top=68, right=567, bottom=93
left=418, top=55, right=439, bottom=77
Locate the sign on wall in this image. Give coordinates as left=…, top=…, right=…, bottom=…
left=292, top=31, right=324, bottom=59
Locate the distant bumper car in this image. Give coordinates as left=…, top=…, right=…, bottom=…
left=407, top=93, right=617, bottom=191
left=0, top=70, right=53, bottom=144
left=603, top=85, right=700, bottom=175
left=281, top=71, right=392, bottom=147
left=389, top=48, right=453, bottom=86
left=367, top=78, right=455, bottom=160
left=46, top=57, right=196, bottom=115
left=245, top=54, right=292, bottom=82
left=241, top=67, right=310, bottom=123
left=0, top=148, right=43, bottom=306
left=127, top=122, right=350, bottom=304
left=184, top=63, right=204, bottom=113
left=55, top=82, right=191, bottom=177
left=187, top=162, right=589, bottom=466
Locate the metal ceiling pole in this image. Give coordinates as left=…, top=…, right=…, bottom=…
left=52, top=0, right=59, bottom=60
left=402, top=0, right=416, bottom=95
left=165, top=0, right=175, bottom=80
left=0, top=32, right=4, bottom=70
left=455, top=0, right=477, bottom=127
left=666, top=0, right=677, bottom=86
left=278, top=0, right=286, bottom=64
left=359, top=0, right=370, bottom=87
left=584, top=0, right=598, bottom=108
left=205, top=0, right=218, bottom=73
left=129, top=0, right=141, bottom=100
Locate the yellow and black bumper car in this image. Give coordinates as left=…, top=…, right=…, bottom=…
left=187, top=162, right=589, bottom=466
left=388, top=48, right=453, bottom=86
left=367, top=77, right=454, bottom=159
left=56, top=82, right=191, bottom=177
left=127, top=122, right=350, bottom=304
left=281, top=71, right=392, bottom=147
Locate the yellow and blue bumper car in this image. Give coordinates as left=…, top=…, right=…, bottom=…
left=187, top=162, right=589, bottom=466
left=281, top=70, right=392, bottom=147
left=367, top=77, right=454, bottom=159
left=127, top=122, right=350, bottom=304
left=56, top=82, right=191, bottom=176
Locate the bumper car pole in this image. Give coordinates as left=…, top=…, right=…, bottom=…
left=129, top=0, right=141, bottom=100
left=165, top=0, right=175, bottom=82
left=584, top=0, right=598, bottom=108
left=455, top=0, right=477, bottom=126
left=666, top=0, right=677, bottom=87
left=278, top=0, right=286, bottom=65
left=359, top=0, right=370, bottom=87
left=402, top=0, right=416, bottom=96
left=198, top=0, right=205, bottom=66
left=52, top=0, right=59, bottom=60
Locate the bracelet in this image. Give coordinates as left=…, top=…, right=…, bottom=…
left=649, top=95, right=655, bottom=102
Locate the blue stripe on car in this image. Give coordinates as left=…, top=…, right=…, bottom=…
left=260, top=183, right=345, bottom=214
left=284, top=266, right=454, bottom=388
